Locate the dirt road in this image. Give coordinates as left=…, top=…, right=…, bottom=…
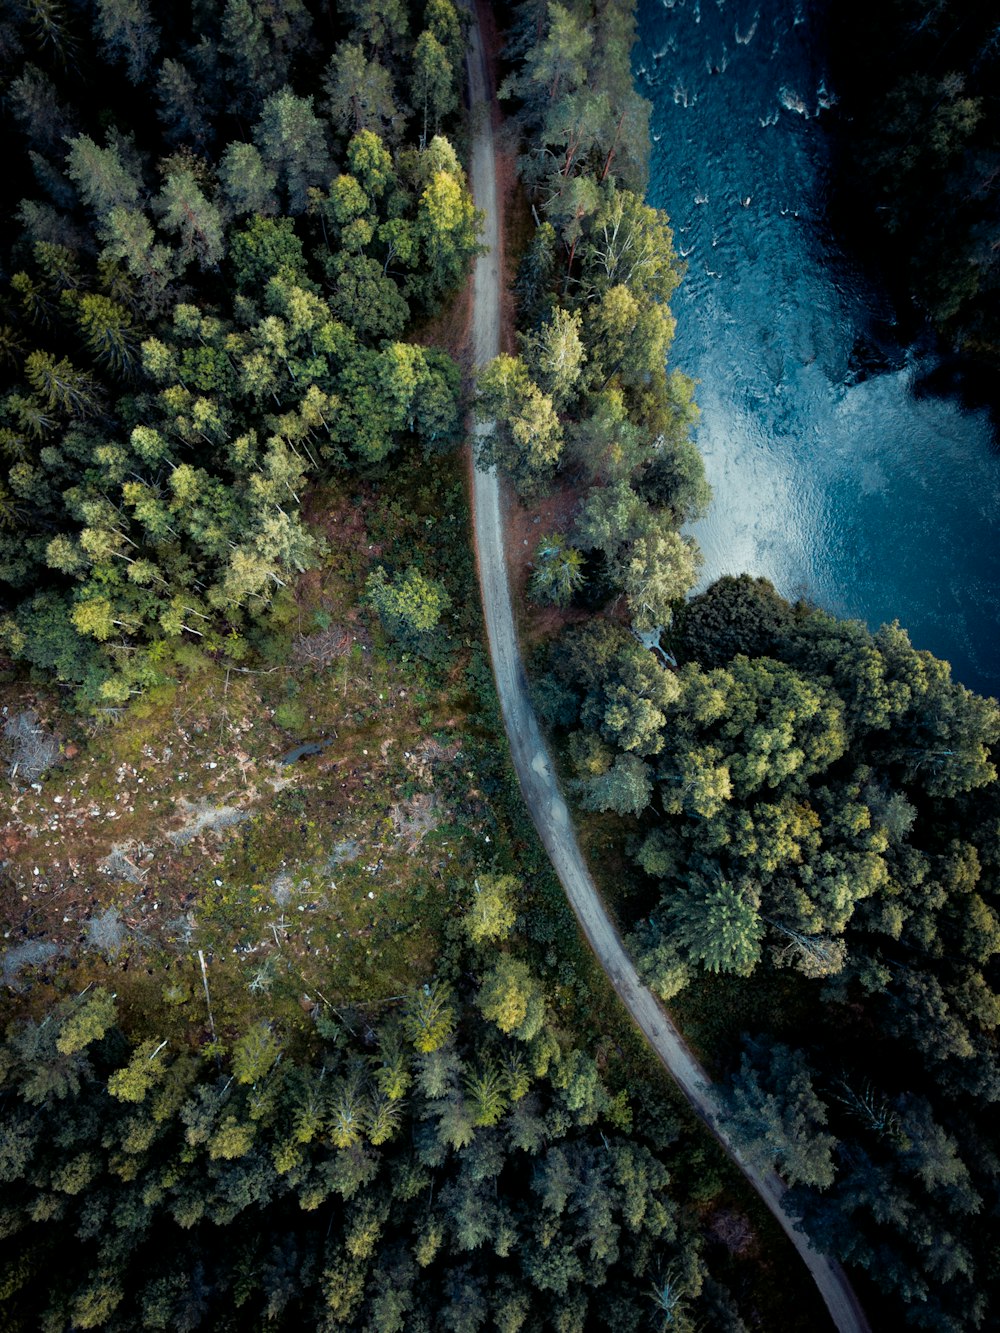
left=464, top=8, right=870, bottom=1333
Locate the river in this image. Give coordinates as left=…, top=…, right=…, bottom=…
left=634, top=0, right=1000, bottom=699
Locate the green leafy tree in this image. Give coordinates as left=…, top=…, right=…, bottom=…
left=464, top=873, right=519, bottom=944
left=415, top=146, right=482, bottom=301
left=637, top=430, right=710, bottom=526
left=366, top=564, right=451, bottom=646
left=477, top=354, right=563, bottom=496
left=413, top=30, right=456, bottom=142
left=229, top=215, right=308, bottom=294
left=426, top=0, right=465, bottom=67
left=522, top=306, right=587, bottom=411
left=628, top=921, right=691, bottom=1001
left=660, top=745, right=732, bottom=820
left=680, top=574, right=794, bottom=669
left=477, top=956, right=546, bottom=1042
left=580, top=186, right=682, bottom=303
left=566, top=388, right=649, bottom=482
left=584, top=282, right=674, bottom=391
left=677, top=656, right=848, bottom=801
left=576, top=638, right=680, bottom=757
left=573, top=479, right=650, bottom=560
left=620, top=528, right=701, bottom=631
left=577, top=753, right=652, bottom=816
left=107, top=1039, right=169, bottom=1102
left=325, top=253, right=410, bottom=339
left=530, top=532, right=585, bottom=607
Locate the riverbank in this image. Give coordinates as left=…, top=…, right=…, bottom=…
left=636, top=0, right=1000, bottom=699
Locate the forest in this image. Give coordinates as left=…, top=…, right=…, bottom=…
left=829, top=0, right=1000, bottom=380
left=2, top=0, right=999, bottom=1330
left=0, top=909, right=762, bottom=1331
left=0, top=0, right=787, bottom=1330
left=481, top=0, right=1000, bottom=1328
left=0, top=0, right=479, bottom=706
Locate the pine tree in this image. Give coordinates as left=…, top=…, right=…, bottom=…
left=74, top=293, right=138, bottom=374
left=8, top=64, right=76, bottom=153
left=65, top=133, right=142, bottom=220
left=156, top=59, right=213, bottom=147
left=24, top=351, right=99, bottom=417
left=231, top=1023, right=281, bottom=1085
left=253, top=87, right=333, bottom=214
left=93, top=0, right=160, bottom=83
left=218, top=141, right=279, bottom=217
left=403, top=981, right=455, bottom=1053
left=340, top=0, right=409, bottom=58
left=56, top=987, right=117, bottom=1055
left=724, top=1040, right=837, bottom=1188
left=219, top=0, right=283, bottom=109
left=529, top=532, right=585, bottom=607
left=154, top=166, right=225, bottom=271
left=324, top=42, right=404, bottom=142
left=663, top=876, right=764, bottom=977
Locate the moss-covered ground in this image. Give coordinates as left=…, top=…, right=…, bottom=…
left=0, top=453, right=491, bottom=1044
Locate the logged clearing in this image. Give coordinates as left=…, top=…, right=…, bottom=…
left=0, top=474, right=492, bottom=1041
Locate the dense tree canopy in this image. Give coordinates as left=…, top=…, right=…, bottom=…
left=476, top=0, right=707, bottom=638
left=0, top=897, right=749, bottom=1332
left=831, top=0, right=1000, bottom=375
left=0, top=0, right=477, bottom=707
left=540, top=571, right=1000, bottom=1331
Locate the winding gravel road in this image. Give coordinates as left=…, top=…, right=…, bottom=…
left=465, top=8, right=871, bottom=1332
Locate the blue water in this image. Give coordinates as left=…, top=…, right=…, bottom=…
left=635, top=0, right=1000, bottom=698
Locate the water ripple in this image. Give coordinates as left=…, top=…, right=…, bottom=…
left=637, top=0, right=1000, bottom=695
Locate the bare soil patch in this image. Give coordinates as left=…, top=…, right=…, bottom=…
left=412, top=278, right=475, bottom=368
left=501, top=481, right=592, bottom=649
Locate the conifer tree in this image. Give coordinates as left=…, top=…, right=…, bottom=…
left=218, top=142, right=279, bottom=217
left=93, top=0, right=160, bottom=83
left=154, top=166, right=225, bottom=271
left=156, top=59, right=213, bottom=147
left=253, top=88, right=333, bottom=215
